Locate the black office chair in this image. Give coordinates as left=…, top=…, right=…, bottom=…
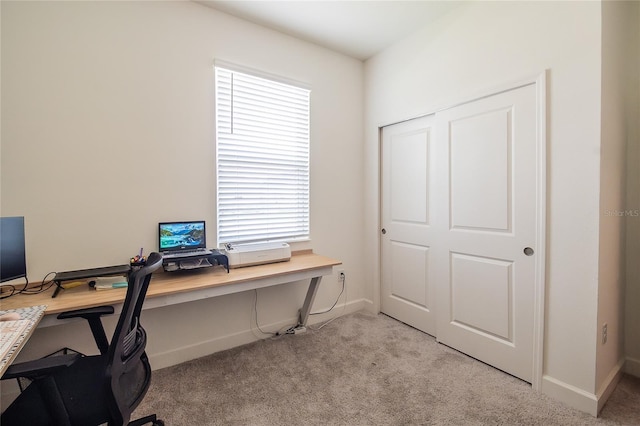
left=1, top=252, right=164, bottom=426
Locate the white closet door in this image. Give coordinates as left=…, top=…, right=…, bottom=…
left=435, top=83, right=537, bottom=382
left=381, top=83, right=539, bottom=383
left=381, top=114, right=437, bottom=336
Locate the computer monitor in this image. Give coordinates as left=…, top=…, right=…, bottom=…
left=0, top=216, right=27, bottom=283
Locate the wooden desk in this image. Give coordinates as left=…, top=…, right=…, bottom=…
left=0, top=253, right=342, bottom=329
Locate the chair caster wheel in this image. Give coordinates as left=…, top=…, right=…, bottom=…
left=153, top=420, right=164, bottom=426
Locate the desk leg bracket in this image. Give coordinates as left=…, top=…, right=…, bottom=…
left=297, top=276, right=322, bottom=328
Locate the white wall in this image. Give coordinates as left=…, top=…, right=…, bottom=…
left=364, top=0, right=605, bottom=415
left=624, top=1, right=640, bottom=377
left=0, top=0, right=366, bottom=403
left=597, top=0, right=640, bottom=409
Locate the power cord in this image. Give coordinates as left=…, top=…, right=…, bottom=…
left=252, top=273, right=348, bottom=337
left=0, top=272, right=57, bottom=299
left=0, top=284, right=18, bottom=299
left=310, top=272, right=347, bottom=330
left=251, top=289, right=277, bottom=337
left=310, top=272, right=345, bottom=316
left=0, top=275, right=30, bottom=299
left=19, top=272, right=57, bottom=295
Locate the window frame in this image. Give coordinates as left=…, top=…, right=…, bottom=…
left=214, top=62, right=311, bottom=246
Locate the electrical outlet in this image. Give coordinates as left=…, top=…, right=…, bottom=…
left=602, top=323, right=608, bottom=345
left=337, top=269, right=345, bottom=282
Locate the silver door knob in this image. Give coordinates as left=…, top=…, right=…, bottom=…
left=381, top=228, right=387, bottom=235
left=524, top=247, right=534, bottom=256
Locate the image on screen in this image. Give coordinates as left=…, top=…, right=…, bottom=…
left=159, top=221, right=206, bottom=251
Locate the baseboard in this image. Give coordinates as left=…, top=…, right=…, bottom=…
left=305, top=298, right=369, bottom=325
left=541, top=365, right=623, bottom=417
left=596, top=358, right=624, bottom=414
left=624, top=355, right=640, bottom=378
left=149, top=324, right=275, bottom=370
left=360, top=298, right=375, bottom=313
left=148, top=298, right=369, bottom=370
left=541, top=375, right=598, bottom=416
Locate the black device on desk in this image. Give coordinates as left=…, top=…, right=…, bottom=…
left=52, top=264, right=131, bottom=298
left=162, top=249, right=229, bottom=273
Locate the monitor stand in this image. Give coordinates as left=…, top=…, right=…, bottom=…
left=52, top=264, right=131, bottom=298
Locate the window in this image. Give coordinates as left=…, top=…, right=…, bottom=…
left=215, top=65, right=310, bottom=245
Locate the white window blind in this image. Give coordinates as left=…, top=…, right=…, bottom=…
left=215, top=66, right=310, bottom=245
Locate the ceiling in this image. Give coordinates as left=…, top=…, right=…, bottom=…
left=195, top=1, right=465, bottom=60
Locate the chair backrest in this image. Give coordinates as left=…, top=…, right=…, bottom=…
left=105, top=252, right=163, bottom=425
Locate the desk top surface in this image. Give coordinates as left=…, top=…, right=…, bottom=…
left=0, top=253, right=341, bottom=315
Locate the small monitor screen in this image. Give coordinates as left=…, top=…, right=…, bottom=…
left=0, top=216, right=27, bottom=283
left=159, top=221, right=207, bottom=251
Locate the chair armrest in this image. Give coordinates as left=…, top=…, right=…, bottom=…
left=57, top=305, right=115, bottom=320
left=57, top=306, right=115, bottom=355
left=1, top=353, right=82, bottom=381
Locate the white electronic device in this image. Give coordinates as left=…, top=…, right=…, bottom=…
left=224, top=242, right=291, bottom=268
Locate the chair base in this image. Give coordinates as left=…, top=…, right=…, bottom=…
left=128, top=414, right=164, bottom=426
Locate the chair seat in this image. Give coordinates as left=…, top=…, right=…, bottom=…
left=2, top=354, right=111, bottom=426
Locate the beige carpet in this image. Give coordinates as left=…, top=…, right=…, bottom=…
left=134, top=312, right=640, bottom=425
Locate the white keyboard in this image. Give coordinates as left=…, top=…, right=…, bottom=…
left=0, top=320, right=31, bottom=362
